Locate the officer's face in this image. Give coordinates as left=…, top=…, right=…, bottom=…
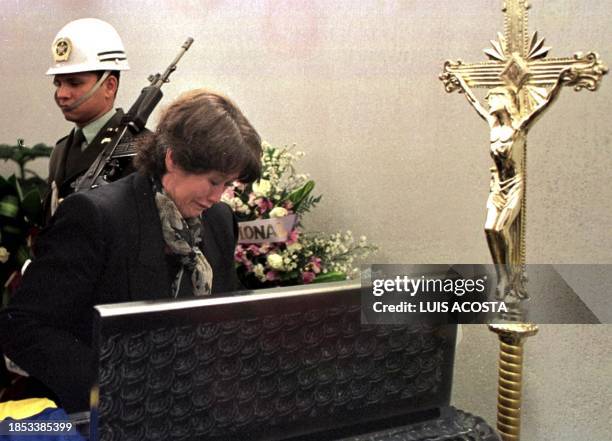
left=53, top=72, right=116, bottom=126
left=162, top=150, right=238, bottom=219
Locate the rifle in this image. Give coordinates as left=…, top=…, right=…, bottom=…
left=74, top=38, right=194, bottom=192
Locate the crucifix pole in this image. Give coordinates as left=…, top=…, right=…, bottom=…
left=439, top=1, right=607, bottom=440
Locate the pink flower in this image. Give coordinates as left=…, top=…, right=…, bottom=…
left=223, top=187, right=235, bottom=199
left=307, top=257, right=322, bottom=274
left=235, top=245, right=253, bottom=268
left=256, top=198, right=273, bottom=214
left=247, top=244, right=261, bottom=255
left=301, top=271, right=315, bottom=284
left=266, top=271, right=280, bottom=281
left=234, top=246, right=246, bottom=263
left=286, top=229, right=299, bottom=245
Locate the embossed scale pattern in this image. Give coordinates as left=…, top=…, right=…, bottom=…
left=98, top=305, right=450, bottom=440
left=339, top=408, right=500, bottom=441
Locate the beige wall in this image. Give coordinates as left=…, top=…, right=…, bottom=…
left=1, top=0, right=610, bottom=265
left=1, top=1, right=611, bottom=439
left=453, top=324, right=612, bottom=441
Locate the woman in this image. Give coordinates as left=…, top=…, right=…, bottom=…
left=454, top=71, right=570, bottom=300
left=0, top=89, right=262, bottom=411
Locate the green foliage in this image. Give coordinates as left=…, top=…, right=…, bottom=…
left=1, top=140, right=50, bottom=306
left=1, top=140, right=52, bottom=195
left=312, top=271, right=347, bottom=283
left=288, top=180, right=315, bottom=211
left=0, top=142, right=53, bottom=168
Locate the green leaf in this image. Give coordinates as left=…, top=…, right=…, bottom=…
left=29, top=143, right=53, bottom=158
left=15, top=244, right=31, bottom=267
left=312, top=271, right=347, bottom=283
left=0, top=175, right=13, bottom=195
left=288, top=180, right=315, bottom=211
left=279, top=270, right=299, bottom=282
left=20, top=176, right=47, bottom=196
left=2, top=225, right=23, bottom=235
left=14, top=177, right=24, bottom=201
left=21, top=189, right=43, bottom=225
left=0, top=195, right=19, bottom=218
left=0, top=145, right=15, bottom=161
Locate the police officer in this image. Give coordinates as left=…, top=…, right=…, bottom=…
left=0, top=17, right=136, bottom=405
left=44, top=18, right=141, bottom=222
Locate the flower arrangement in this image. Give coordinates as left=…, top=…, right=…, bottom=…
left=222, top=142, right=375, bottom=289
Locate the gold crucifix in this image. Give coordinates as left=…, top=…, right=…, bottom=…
left=440, top=0, right=607, bottom=301
left=440, top=2, right=607, bottom=440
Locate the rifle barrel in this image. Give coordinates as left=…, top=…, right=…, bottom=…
left=155, top=37, right=194, bottom=86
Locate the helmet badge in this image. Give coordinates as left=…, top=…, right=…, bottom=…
left=53, top=37, right=72, bottom=62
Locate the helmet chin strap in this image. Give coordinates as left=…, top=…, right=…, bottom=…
left=62, top=70, right=111, bottom=112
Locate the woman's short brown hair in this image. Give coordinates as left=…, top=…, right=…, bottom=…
left=135, top=89, right=262, bottom=183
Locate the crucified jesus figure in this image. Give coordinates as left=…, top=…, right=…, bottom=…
left=452, top=68, right=574, bottom=300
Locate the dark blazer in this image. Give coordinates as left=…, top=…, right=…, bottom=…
left=43, top=109, right=143, bottom=223
left=0, top=172, right=240, bottom=411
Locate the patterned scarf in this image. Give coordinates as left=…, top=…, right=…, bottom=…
left=153, top=180, right=213, bottom=297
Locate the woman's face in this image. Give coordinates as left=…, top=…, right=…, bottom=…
left=162, top=150, right=238, bottom=218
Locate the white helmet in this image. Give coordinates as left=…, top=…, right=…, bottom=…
left=46, top=18, right=130, bottom=75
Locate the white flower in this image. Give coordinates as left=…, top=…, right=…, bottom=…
left=222, top=196, right=242, bottom=210
left=252, top=179, right=271, bottom=197
left=0, top=247, right=9, bottom=264
left=253, top=264, right=267, bottom=281
left=267, top=253, right=284, bottom=270
left=226, top=198, right=251, bottom=214
left=236, top=204, right=251, bottom=214
left=287, top=242, right=302, bottom=253
left=269, top=206, right=288, bottom=218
